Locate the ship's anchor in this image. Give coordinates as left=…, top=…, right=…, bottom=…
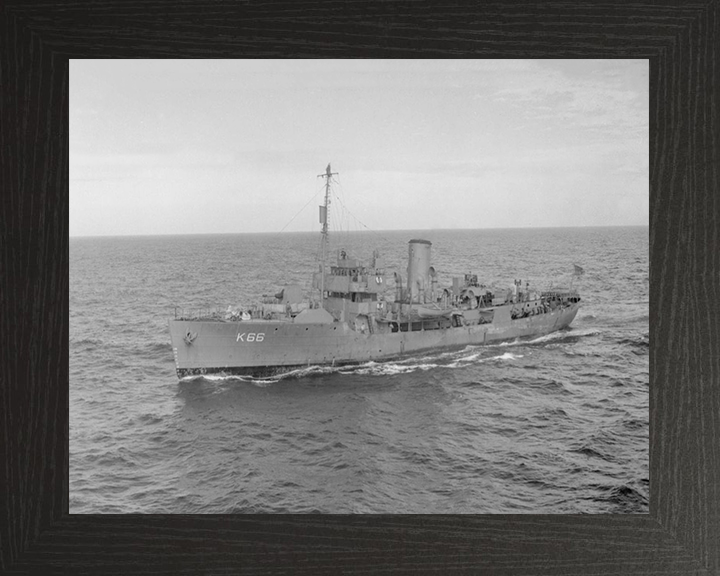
left=184, top=330, right=197, bottom=345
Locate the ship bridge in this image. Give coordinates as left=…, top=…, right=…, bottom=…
left=312, top=249, right=388, bottom=323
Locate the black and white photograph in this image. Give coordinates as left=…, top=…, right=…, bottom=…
left=70, top=59, right=649, bottom=514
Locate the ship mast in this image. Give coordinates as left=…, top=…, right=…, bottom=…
left=318, top=163, right=337, bottom=304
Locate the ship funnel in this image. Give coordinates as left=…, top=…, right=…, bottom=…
left=407, top=239, right=432, bottom=303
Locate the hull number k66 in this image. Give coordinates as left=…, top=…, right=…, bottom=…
left=237, top=332, right=265, bottom=342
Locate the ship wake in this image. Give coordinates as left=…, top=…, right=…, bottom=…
left=498, top=327, right=601, bottom=347
left=181, top=346, right=526, bottom=384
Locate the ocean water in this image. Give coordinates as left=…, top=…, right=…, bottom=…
left=69, top=227, right=649, bottom=514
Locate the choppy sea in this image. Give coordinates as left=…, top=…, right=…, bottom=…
left=70, top=226, right=648, bottom=514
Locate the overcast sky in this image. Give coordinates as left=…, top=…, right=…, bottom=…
left=70, top=59, right=648, bottom=237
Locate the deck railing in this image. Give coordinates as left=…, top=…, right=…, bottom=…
left=173, top=302, right=308, bottom=321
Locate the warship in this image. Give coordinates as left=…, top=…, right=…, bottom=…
left=168, top=164, right=581, bottom=379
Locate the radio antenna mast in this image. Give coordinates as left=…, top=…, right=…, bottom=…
left=318, top=163, right=338, bottom=304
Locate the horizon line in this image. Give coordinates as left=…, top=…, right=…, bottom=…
left=70, top=223, right=649, bottom=239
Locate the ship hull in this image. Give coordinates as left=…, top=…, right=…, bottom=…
left=169, top=303, right=579, bottom=379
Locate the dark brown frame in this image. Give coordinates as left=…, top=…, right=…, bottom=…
left=2, top=2, right=718, bottom=574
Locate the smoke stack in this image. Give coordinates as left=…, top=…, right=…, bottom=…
left=407, top=239, right=432, bottom=303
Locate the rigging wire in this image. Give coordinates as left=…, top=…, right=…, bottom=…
left=333, top=176, right=395, bottom=246
left=286, top=171, right=392, bottom=268
left=279, top=183, right=325, bottom=233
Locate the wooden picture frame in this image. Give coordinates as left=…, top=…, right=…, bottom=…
left=2, top=2, right=717, bottom=574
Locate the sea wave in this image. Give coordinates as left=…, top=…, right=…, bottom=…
left=592, top=483, right=649, bottom=512
left=71, top=337, right=104, bottom=349
left=617, top=335, right=649, bottom=347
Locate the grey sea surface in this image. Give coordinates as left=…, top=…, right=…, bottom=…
left=70, top=227, right=649, bottom=513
